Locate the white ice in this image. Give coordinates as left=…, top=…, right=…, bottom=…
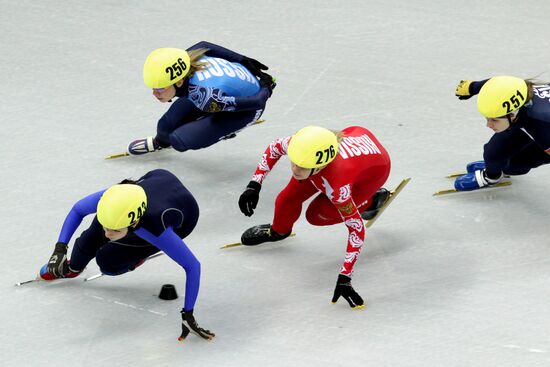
left=2, top=1, right=550, bottom=366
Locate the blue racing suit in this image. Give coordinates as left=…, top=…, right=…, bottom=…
left=155, top=41, right=272, bottom=152
left=55, top=169, right=201, bottom=311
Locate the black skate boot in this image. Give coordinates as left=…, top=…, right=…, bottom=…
left=241, top=224, right=291, bottom=246
left=361, top=188, right=390, bottom=220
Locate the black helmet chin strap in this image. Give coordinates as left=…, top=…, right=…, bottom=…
left=505, top=110, right=520, bottom=129
left=169, top=79, right=187, bottom=103
left=308, top=167, right=323, bottom=178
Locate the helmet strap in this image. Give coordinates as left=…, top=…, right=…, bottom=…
left=127, top=221, right=139, bottom=232
left=308, top=168, right=323, bottom=178
left=505, top=110, right=520, bottom=127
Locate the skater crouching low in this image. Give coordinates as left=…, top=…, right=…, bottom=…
left=238, top=125, right=392, bottom=308
left=40, top=169, right=214, bottom=341
left=454, top=76, right=550, bottom=191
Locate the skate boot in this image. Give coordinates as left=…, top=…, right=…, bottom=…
left=466, top=160, right=485, bottom=173
left=39, top=261, right=82, bottom=281
left=127, top=136, right=161, bottom=155
left=128, top=258, right=147, bottom=271
left=454, top=170, right=503, bottom=191
left=221, top=132, right=237, bottom=140
left=241, top=224, right=291, bottom=246
left=361, top=188, right=390, bottom=220
left=100, top=257, right=149, bottom=276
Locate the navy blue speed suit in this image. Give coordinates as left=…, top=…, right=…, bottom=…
left=56, top=169, right=201, bottom=311
left=470, top=80, right=550, bottom=178
left=155, top=41, right=272, bottom=152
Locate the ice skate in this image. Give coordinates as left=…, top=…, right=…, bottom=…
left=454, top=169, right=503, bottom=191
left=361, top=188, right=390, bottom=220
left=364, top=178, right=410, bottom=228
left=446, top=160, right=485, bottom=178
left=466, top=160, right=485, bottom=173
left=241, top=224, right=291, bottom=246
left=127, top=136, right=161, bottom=155
left=39, top=261, right=81, bottom=281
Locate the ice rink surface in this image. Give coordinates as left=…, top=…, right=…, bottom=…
left=2, top=1, right=550, bottom=366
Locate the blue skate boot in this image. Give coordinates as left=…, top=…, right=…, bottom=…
left=466, top=160, right=485, bottom=173
left=454, top=169, right=503, bottom=191
left=127, top=136, right=162, bottom=156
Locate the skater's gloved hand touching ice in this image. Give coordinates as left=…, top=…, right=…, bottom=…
left=239, top=181, right=261, bottom=217
left=331, top=274, right=364, bottom=309
left=179, top=309, right=215, bottom=341
left=47, top=242, right=69, bottom=277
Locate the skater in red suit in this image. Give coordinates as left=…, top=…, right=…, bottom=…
left=238, top=125, right=391, bottom=308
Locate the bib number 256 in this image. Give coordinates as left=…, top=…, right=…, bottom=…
left=165, top=58, right=188, bottom=81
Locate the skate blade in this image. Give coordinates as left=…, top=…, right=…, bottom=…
left=445, top=172, right=467, bottom=178
left=105, top=152, right=130, bottom=159
left=83, top=252, right=164, bottom=281
left=106, top=120, right=265, bottom=160
left=364, top=177, right=411, bottom=228
left=105, top=148, right=171, bottom=160
left=433, top=181, right=512, bottom=196
left=15, top=277, right=41, bottom=286
left=220, top=233, right=296, bottom=249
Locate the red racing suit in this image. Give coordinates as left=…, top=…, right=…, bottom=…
left=250, top=126, right=391, bottom=276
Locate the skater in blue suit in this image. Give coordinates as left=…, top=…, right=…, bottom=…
left=39, top=169, right=214, bottom=342
left=454, top=76, right=550, bottom=191
left=127, top=41, right=276, bottom=155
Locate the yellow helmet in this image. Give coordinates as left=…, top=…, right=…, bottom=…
left=477, top=76, right=528, bottom=118
left=97, top=184, right=147, bottom=230
left=287, top=126, right=339, bottom=169
left=143, top=48, right=191, bottom=88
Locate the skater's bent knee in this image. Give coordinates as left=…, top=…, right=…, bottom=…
left=169, top=134, right=189, bottom=152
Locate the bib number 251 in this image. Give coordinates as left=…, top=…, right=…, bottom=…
left=502, top=89, right=525, bottom=113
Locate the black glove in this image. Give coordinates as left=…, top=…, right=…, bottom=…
left=331, top=274, right=365, bottom=309
left=240, top=57, right=269, bottom=76
left=455, top=80, right=473, bottom=100
left=179, top=310, right=215, bottom=341
left=258, top=72, right=277, bottom=95
left=47, top=242, right=69, bottom=278
left=239, top=57, right=276, bottom=95
left=238, top=181, right=261, bottom=217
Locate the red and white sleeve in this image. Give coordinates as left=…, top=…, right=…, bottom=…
left=251, top=136, right=291, bottom=184
left=332, top=196, right=365, bottom=277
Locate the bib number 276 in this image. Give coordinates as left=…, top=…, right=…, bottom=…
left=315, top=145, right=336, bottom=165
